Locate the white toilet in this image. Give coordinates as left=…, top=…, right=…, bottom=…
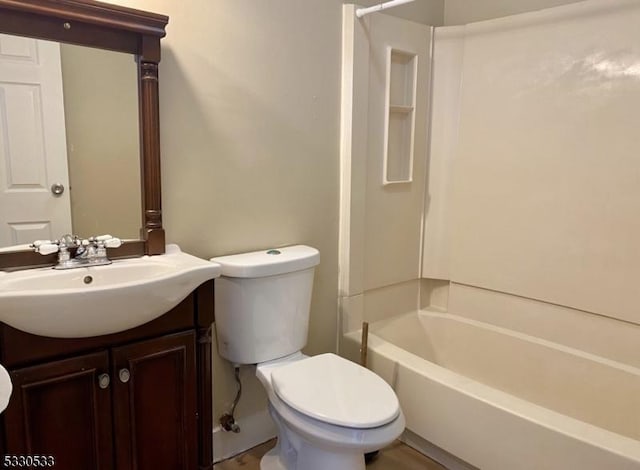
left=211, top=245, right=405, bottom=470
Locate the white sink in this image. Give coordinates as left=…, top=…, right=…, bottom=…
left=0, top=364, right=10, bottom=414
left=0, top=244, right=221, bottom=338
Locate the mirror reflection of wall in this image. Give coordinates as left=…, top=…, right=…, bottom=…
left=61, top=44, right=141, bottom=241
left=0, top=35, right=141, bottom=250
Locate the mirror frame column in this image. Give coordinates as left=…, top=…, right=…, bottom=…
left=139, top=60, right=165, bottom=255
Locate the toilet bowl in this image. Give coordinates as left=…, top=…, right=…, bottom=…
left=256, top=352, right=405, bottom=470
left=210, top=246, right=405, bottom=470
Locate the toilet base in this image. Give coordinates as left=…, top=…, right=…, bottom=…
left=260, top=404, right=367, bottom=470
left=297, top=443, right=366, bottom=470
left=260, top=438, right=366, bottom=470
left=260, top=446, right=287, bottom=470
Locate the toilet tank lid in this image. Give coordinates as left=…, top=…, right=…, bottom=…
left=210, top=245, right=320, bottom=278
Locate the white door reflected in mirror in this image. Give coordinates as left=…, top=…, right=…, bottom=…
left=0, top=35, right=72, bottom=247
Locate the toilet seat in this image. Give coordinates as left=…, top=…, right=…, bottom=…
left=271, top=353, right=400, bottom=429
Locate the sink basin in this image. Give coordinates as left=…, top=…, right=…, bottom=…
left=0, top=244, right=221, bottom=338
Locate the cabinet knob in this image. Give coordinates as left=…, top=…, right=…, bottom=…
left=98, top=373, right=110, bottom=389
left=119, top=368, right=131, bottom=383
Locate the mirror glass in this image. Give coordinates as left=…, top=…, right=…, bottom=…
left=0, top=34, right=141, bottom=252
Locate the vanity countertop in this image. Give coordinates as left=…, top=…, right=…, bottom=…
left=0, top=364, right=11, bottom=413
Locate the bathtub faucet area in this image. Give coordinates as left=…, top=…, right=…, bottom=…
left=31, top=234, right=122, bottom=269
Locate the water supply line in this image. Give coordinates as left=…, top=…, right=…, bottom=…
left=219, top=366, right=242, bottom=433
left=360, top=321, right=369, bottom=368
left=360, top=321, right=380, bottom=464
left=356, top=0, right=415, bottom=18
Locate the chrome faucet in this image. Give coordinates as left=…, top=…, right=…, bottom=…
left=31, top=234, right=122, bottom=270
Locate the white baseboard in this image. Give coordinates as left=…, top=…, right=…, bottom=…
left=212, top=408, right=277, bottom=463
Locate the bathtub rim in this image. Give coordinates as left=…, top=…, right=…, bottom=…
left=378, top=309, right=640, bottom=377
left=344, top=311, right=640, bottom=464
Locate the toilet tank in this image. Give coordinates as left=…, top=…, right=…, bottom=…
left=211, top=245, right=320, bottom=365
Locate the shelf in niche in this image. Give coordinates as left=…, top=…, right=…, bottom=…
left=389, top=105, right=414, bottom=114
left=386, top=112, right=413, bottom=184
left=384, top=48, right=417, bottom=185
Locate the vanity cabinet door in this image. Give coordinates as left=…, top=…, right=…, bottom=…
left=112, top=330, right=197, bottom=470
left=4, top=350, right=114, bottom=470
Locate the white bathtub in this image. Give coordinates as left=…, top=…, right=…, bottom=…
left=343, top=310, right=640, bottom=469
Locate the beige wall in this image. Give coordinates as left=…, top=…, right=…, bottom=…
left=99, top=0, right=442, bottom=458
left=444, top=0, right=585, bottom=25
left=61, top=44, right=140, bottom=239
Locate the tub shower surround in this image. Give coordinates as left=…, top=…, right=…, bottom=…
left=340, top=0, right=640, bottom=468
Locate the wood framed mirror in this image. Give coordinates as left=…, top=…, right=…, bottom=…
left=0, top=0, right=168, bottom=270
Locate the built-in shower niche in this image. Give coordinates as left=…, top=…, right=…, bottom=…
left=384, top=48, right=417, bottom=185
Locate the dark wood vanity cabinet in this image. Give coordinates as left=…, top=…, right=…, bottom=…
left=6, top=351, right=114, bottom=469
left=0, top=281, right=214, bottom=470
left=112, top=332, right=197, bottom=470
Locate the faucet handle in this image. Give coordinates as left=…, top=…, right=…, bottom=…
left=103, top=237, right=122, bottom=249
left=30, top=239, right=59, bottom=255
left=92, top=235, right=121, bottom=249
left=35, top=243, right=59, bottom=255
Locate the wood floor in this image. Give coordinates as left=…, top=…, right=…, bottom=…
left=214, top=439, right=446, bottom=469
